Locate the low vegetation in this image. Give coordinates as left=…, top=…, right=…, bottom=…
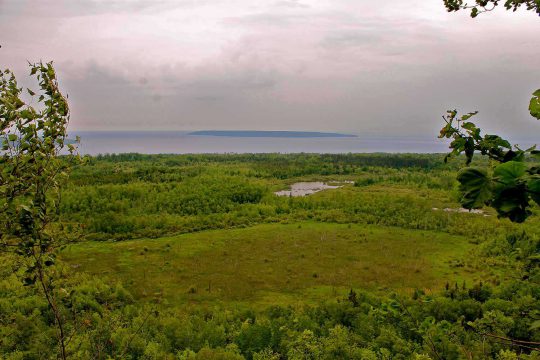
left=2, top=153, right=539, bottom=359
left=61, top=222, right=477, bottom=307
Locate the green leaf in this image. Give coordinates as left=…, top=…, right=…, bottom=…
left=527, top=175, right=540, bottom=206
left=450, top=137, right=466, bottom=152
left=461, top=122, right=476, bottom=131
left=7, top=134, right=17, bottom=142
left=530, top=89, right=540, bottom=120
left=492, top=162, right=530, bottom=222
left=461, top=111, right=478, bottom=121
left=456, top=167, right=491, bottom=209
left=492, top=184, right=530, bottom=223
left=493, top=161, right=527, bottom=186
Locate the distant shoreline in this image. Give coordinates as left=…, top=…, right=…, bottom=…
left=187, top=130, right=357, bottom=138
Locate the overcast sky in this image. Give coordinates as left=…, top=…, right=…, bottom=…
left=0, top=0, right=538, bottom=139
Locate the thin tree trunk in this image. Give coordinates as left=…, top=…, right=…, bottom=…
left=37, top=263, right=67, bottom=360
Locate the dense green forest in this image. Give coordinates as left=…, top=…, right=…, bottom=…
left=60, top=153, right=490, bottom=241
left=1, top=153, right=539, bottom=359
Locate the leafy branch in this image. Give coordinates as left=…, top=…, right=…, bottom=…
left=0, top=62, right=81, bottom=359
left=444, top=0, right=540, bottom=17
left=439, top=89, right=540, bottom=222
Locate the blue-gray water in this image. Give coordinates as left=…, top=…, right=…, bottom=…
left=72, top=131, right=536, bottom=155
left=72, top=131, right=457, bottom=155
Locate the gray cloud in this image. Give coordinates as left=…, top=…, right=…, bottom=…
left=0, top=0, right=538, bottom=142
left=223, top=13, right=307, bottom=28
left=274, top=1, right=309, bottom=9
left=0, top=0, right=207, bottom=17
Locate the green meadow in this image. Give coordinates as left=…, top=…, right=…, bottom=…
left=61, top=222, right=477, bottom=308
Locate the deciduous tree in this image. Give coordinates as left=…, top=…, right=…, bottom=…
left=0, top=61, right=79, bottom=359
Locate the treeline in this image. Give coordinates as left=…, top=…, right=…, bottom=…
left=82, top=153, right=454, bottom=181
left=89, top=153, right=448, bottom=168
left=57, top=154, right=538, bottom=241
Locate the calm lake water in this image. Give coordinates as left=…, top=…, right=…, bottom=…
left=274, top=181, right=356, bottom=197
left=72, top=131, right=458, bottom=155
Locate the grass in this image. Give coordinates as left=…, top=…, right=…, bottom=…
left=61, top=222, right=481, bottom=309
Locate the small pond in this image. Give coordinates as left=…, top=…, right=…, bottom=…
left=274, top=181, right=352, bottom=197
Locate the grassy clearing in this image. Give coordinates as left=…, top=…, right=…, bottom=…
left=61, top=222, right=480, bottom=308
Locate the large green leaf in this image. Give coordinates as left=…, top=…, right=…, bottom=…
left=530, top=89, right=540, bottom=120
left=456, top=167, right=491, bottom=209
left=493, top=161, right=527, bottom=187
left=492, top=184, right=530, bottom=223
left=492, top=161, right=530, bottom=222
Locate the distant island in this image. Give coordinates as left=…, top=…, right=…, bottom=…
left=188, top=130, right=357, bottom=138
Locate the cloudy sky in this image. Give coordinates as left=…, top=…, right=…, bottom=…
left=0, top=0, right=538, bottom=140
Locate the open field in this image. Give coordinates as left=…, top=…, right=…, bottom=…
left=62, top=222, right=479, bottom=308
